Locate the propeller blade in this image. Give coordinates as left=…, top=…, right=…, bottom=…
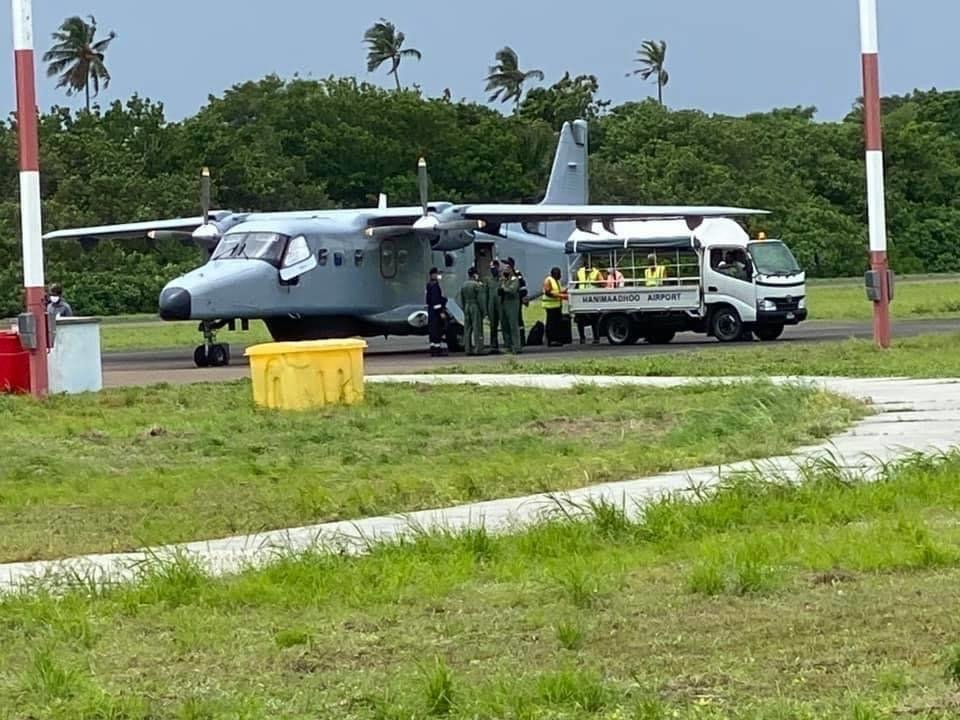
left=417, top=157, right=428, bottom=216
left=200, top=167, right=211, bottom=225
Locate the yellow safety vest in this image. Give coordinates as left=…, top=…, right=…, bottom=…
left=576, top=267, right=602, bottom=287
left=542, top=276, right=563, bottom=309
left=645, top=265, right=667, bottom=286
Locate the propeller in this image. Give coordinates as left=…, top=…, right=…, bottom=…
left=364, top=156, right=486, bottom=240
left=147, top=167, right=222, bottom=249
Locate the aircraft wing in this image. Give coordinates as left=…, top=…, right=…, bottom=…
left=42, top=216, right=207, bottom=242
left=456, top=204, right=770, bottom=224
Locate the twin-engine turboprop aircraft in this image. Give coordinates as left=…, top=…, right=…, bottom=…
left=43, top=120, right=767, bottom=366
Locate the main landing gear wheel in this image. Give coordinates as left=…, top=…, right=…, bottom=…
left=194, top=343, right=231, bottom=368
left=711, top=307, right=743, bottom=343
left=446, top=322, right=465, bottom=354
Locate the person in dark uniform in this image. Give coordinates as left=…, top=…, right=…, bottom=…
left=505, top=257, right=527, bottom=345
left=425, top=267, right=448, bottom=356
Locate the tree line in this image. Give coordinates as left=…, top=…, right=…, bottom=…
left=0, top=17, right=953, bottom=317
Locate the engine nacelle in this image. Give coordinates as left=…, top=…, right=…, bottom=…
left=430, top=230, right=475, bottom=252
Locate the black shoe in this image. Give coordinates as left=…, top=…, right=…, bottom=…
left=592, top=338, right=600, bottom=345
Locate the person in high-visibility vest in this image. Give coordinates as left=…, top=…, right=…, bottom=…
left=575, top=259, right=602, bottom=344
left=644, top=253, right=668, bottom=286
left=541, top=267, right=566, bottom=347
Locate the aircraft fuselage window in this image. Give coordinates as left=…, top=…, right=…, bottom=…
left=212, top=232, right=288, bottom=267
left=334, top=252, right=343, bottom=267
left=380, top=240, right=397, bottom=278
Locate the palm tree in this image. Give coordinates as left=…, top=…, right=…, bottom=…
left=629, top=39, right=669, bottom=105
left=484, top=46, right=544, bottom=106
left=42, top=15, right=116, bottom=112
left=363, top=18, right=421, bottom=91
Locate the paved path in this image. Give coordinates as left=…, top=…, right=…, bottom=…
left=101, top=318, right=959, bottom=388
left=4, top=374, right=960, bottom=593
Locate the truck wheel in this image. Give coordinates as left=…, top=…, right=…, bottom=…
left=645, top=329, right=676, bottom=344
left=711, top=307, right=743, bottom=343
left=605, top=314, right=636, bottom=346
left=755, top=324, right=784, bottom=341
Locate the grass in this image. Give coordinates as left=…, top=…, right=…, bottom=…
left=92, top=275, right=960, bottom=352
left=0, top=379, right=861, bottom=563
left=441, top=331, right=960, bottom=378
left=99, top=317, right=273, bottom=352
left=5, top=452, right=960, bottom=718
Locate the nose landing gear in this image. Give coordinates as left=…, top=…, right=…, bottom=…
left=194, top=320, right=232, bottom=368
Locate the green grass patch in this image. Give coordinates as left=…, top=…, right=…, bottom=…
left=808, top=275, right=960, bottom=321
left=5, top=453, right=960, bottom=718
left=442, top=331, right=960, bottom=378
left=99, top=318, right=273, bottom=352
left=0, top=380, right=861, bottom=562
left=93, top=276, right=960, bottom=352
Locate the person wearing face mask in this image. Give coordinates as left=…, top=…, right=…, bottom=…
left=425, top=267, right=448, bottom=356
left=499, top=264, right=522, bottom=354
left=457, top=266, right=486, bottom=356
left=46, top=283, right=73, bottom=319
left=505, top=257, right=528, bottom=345
left=484, top=259, right=502, bottom=353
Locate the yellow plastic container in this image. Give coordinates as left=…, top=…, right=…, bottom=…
left=244, top=339, right=367, bottom=411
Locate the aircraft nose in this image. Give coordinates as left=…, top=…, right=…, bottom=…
left=159, top=287, right=191, bottom=320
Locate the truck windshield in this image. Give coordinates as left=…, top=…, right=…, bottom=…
left=749, top=241, right=801, bottom=276
left=211, top=233, right=288, bottom=266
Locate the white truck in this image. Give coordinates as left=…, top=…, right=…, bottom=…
left=564, top=217, right=807, bottom=345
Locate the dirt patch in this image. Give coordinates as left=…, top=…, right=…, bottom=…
left=525, top=416, right=661, bottom=438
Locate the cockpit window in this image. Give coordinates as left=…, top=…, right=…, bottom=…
left=211, top=232, right=288, bottom=266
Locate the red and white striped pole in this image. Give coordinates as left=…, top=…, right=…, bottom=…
left=11, top=0, right=48, bottom=395
left=859, top=0, right=892, bottom=349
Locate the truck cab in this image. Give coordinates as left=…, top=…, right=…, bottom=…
left=702, top=233, right=807, bottom=341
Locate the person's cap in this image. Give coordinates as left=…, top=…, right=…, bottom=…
left=467, top=266, right=478, bottom=275
left=506, top=257, right=516, bottom=267
left=429, top=267, right=439, bottom=275
left=49, top=283, right=62, bottom=294
left=647, top=253, right=656, bottom=260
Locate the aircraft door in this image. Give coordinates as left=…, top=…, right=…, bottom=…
left=474, top=242, right=495, bottom=280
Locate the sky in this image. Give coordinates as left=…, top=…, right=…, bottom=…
left=0, top=0, right=955, bottom=123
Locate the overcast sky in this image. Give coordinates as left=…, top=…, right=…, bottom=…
left=0, top=1, right=955, bottom=122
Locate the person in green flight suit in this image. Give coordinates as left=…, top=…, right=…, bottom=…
left=499, top=263, right=523, bottom=354
left=485, top=259, right=502, bottom=353
left=457, top=266, right=486, bottom=356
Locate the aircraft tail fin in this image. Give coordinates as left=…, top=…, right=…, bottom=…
left=542, top=120, right=589, bottom=205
